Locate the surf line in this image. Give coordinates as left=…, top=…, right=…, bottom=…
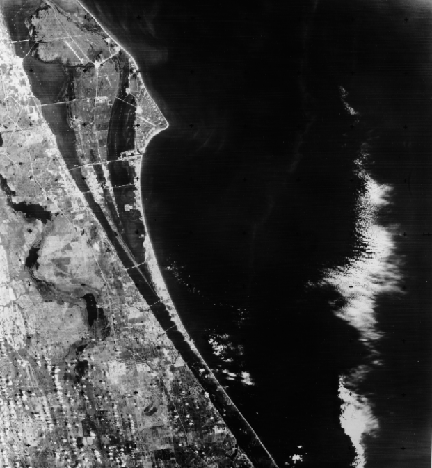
left=66, top=1, right=279, bottom=466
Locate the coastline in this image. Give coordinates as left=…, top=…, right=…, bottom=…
left=69, top=1, right=280, bottom=466
left=0, top=2, right=265, bottom=466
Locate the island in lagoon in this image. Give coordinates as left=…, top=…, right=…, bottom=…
left=0, top=1, right=277, bottom=466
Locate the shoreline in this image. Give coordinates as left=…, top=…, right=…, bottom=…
left=72, top=1, right=279, bottom=466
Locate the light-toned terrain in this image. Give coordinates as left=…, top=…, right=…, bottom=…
left=0, top=1, right=264, bottom=467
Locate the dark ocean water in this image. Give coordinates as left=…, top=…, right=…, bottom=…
left=4, top=0, right=431, bottom=466
left=79, top=0, right=432, bottom=466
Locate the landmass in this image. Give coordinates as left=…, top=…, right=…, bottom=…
left=0, top=1, right=277, bottom=467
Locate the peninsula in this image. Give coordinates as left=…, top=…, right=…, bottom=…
left=0, top=1, right=277, bottom=467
